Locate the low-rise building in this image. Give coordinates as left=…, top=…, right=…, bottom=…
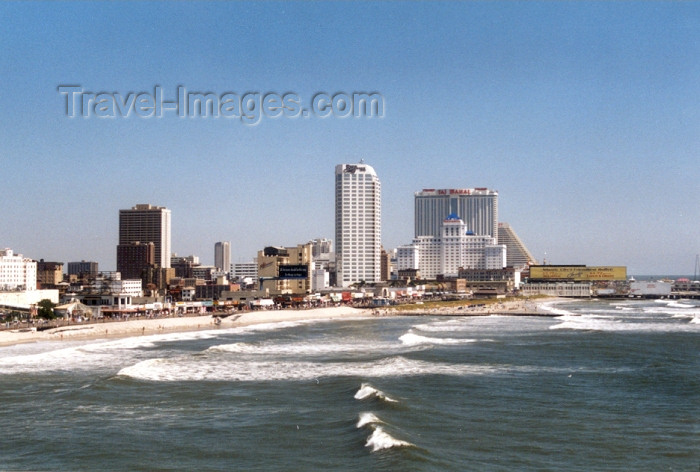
left=520, top=282, right=592, bottom=297
left=36, top=260, right=64, bottom=287
left=257, top=244, right=312, bottom=295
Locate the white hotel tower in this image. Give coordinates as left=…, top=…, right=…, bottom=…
left=335, top=163, right=381, bottom=287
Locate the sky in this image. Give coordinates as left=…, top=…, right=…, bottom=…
left=0, top=2, right=698, bottom=275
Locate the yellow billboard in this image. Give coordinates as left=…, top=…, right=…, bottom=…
left=529, top=266, right=627, bottom=281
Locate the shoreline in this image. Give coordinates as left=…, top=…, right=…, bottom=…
left=0, top=298, right=568, bottom=347
left=0, top=306, right=374, bottom=347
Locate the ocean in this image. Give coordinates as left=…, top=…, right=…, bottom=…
left=0, top=298, right=698, bottom=471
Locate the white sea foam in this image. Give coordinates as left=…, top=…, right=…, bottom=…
left=117, top=355, right=500, bottom=382
left=550, top=314, right=700, bottom=332
left=538, top=302, right=574, bottom=316
left=413, top=319, right=468, bottom=332
left=365, top=426, right=414, bottom=452
left=666, top=301, right=695, bottom=309
left=357, top=412, right=383, bottom=428
left=0, top=329, right=226, bottom=374
left=207, top=339, right=399, bottom=356
left=354, top=383, right=398, bottom=402
left=399, top=332, right=477, bottom=346
left=232, top=319, right=322, bottom=333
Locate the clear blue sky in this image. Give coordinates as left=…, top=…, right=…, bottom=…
left=1, top=2, right=698, bottom=275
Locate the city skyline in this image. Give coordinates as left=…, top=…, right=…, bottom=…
left=1, top=2, right=698, bottom=275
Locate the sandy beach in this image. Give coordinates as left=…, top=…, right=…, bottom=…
left=0, top=298, right=565, bottom=347
left=0, top=305, right=373, bottom=346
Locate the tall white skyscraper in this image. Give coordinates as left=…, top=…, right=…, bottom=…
left=335, top=163, right=381, bottom=287
left=214, top=241, right=231, bottom=273
left=118, top=204, right=172, bottom=269
left=414, top=188, right=498, bottom=239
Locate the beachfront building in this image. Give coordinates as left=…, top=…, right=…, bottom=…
left=335, top=162, right=381, bottom=287
left=118, top=204, right=171, bottom=269
left=257, top=244, right=313, bottom=295
left=520, top=282, right=592, bottom=298
left=309, top=239, right=333, bottom=291
left=398, top=216, right=507, bottom=280
left=414, top=188, right=498, bottom=239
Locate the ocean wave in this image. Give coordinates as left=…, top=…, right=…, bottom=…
left=666, top=301, right=696, bottom=309
left=399, top=332, right=477, bottom=347
left=354, top=383, right=398, bottom=403
left=549, top=315, right=700, bottom=333
left=538, top=302, right=574, bottom=316
left=357, top=412, right=383, bottom=428
left=412, top=319, right=467, bottom=332
left=232, top=319, right=325, bottom=333
left=365, top=426, right=414, bottom=452
left=207, top=340, right=399, bottom=356
left=117, top=355, right=501, bottom=382
left=0, top=346, right=90, bottom=374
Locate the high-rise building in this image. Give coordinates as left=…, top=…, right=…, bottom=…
left=118, top=204, right=171, bottom=269
left=414, top=188, right=498, bottom=239
left=335, top=163, right=381, bottom=287
left=214, top=241, right=231, bottom=272
left=117, top=241, right=154, bottom=279
left=497, top=222, right=537, bottom=268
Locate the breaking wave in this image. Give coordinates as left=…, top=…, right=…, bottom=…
left=399, top=332, right=477, bottom=346
left=354, top=383, right=398, bottom=403
left=365, top=426, right=414, bottom=452
left=357, top=412, right=383, bottom=428
left=117, top=356, right=501, bottom=382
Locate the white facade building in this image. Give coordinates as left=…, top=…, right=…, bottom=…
left=0, top=248, right=37, bottom=291
left=414, top=188, right=498, bottom=239
left=411, top=216, right=506, bottom=279
left=335, top=163, right=381, bottom=287
left=232, top=261, right=258, bottom=280
left=396, top=244, right=420, bottom=271
left=107, top=279, right=143, bottom=297
left=312, top=266, right=330, bottom=291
